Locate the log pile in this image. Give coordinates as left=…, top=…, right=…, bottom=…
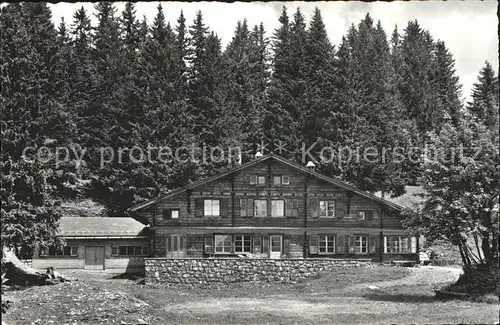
left=1, top=248, right=73, bottom=286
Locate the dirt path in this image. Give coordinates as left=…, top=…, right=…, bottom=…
left=343, top=265, right=463, bottom=291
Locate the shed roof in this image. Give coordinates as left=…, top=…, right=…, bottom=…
left=57, top=217, right=147, bottom=238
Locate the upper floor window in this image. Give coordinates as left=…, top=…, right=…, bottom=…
left=204, top=199, right=220, bottom=216
left=357, top=210, right=374, bottom=221
left=250, top=175, right=266, bottom=185
left=254, top=199, right=267, bottom=217
left=319, top=200, right=335, bottom=217
left=319, top=235, right=335, bottom=254
left=271, top=200, right=284, bottom=217
left=163, top=208, right=179, bottom=219
left=273, top=175, right=290, bottom=185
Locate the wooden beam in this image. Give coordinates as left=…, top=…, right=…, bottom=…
left=186, top=190, right=191, bottom=213
left=231, top=174, right=235, bottom=227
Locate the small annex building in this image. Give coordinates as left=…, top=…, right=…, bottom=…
left=33, top=210, right=149, bottom=273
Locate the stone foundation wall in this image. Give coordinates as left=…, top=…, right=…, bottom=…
left=145, top=258, right=372, bottom=284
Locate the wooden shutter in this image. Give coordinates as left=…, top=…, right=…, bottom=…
left=335, top=200, right=347, bottom=219
left=292, top=200, right=299, bottom=217
left=195, top=198, right=203, bottom=217
left=309, top=199, right=319, bottom=218
left=250, top=175, right=257, bottom=184
left=308, top=234, right=318, bottom=255
left=337, top=235, right=345, bottom=254
left=204, top=235, right=213, bottom=254
left=347, top=235, right=355, bottom=254
left=220, top=199, right=229, bottom=217
left=262, top=236, right=269, bottom=255
left=240, top=199, right=247, bottom=217
left=283, top=236, right=291, bottom=255
left=162, top=208, right=171, bottom=219
left=247, top=198, right=254, bottom=217
left=369, top=236, right=378, bottom=254
left=181, top=235, right=186, bottom=251
left=285, top=199, right=292, bottom=217
left=253, top=235, right=262, bottom=253
left=366, top=210, right=374, bottom=221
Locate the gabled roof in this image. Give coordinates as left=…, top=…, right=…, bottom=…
left=128, top=153, right=405, bottom=212
left=57, top=217, right=147, bottom=238
left=375, top=186, right=426, bottom=210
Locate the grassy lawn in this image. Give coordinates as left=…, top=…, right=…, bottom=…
left=2, top=266, right=498, bottom=325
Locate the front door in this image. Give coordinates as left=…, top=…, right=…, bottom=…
left=85, top=246, right=105, bottom=270
left=270, top=235, right=282, bottom=259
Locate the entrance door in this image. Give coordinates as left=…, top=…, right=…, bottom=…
left=270, top=235, right=282, bottom=259
left=85, top=246, right=105, bottom=270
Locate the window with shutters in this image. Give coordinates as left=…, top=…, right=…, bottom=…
left=384, top=236, right=411, bottom=253
left=358, top=211, right=366, bottom=220
left=204, top=199, right=220, bottom=216
left=318, top=235, right=336, bottom=254
left=271, top=200, right=284, bottom=217
left=254, top=199, right=267, bottom=217
left=355, top=235, right=368, bottom=254
left=234, top=235, right=252, bottom=253
left=319, top=200, right=335, bottom=217
left=214, top=235, right=232, bottom=253
left=282, top=176, right=290, bottom=185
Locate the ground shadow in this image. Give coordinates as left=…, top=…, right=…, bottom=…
left=109, top=272, right=145, bottom=280
left=363, top=293, right=437, bottom=303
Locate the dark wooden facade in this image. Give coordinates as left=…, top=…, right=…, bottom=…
left=130, top=155, right=418, bottom=262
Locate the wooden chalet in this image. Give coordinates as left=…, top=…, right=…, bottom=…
left=129, top=154, right=418, bottom=262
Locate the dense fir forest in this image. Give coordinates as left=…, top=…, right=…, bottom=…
left=1, top=3, right=498, bottom=257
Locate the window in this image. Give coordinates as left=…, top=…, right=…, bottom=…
left=357, top=211, right=366, bottom=220
left=271, top=200, right=284, bottom=217
left=319, top=235, right=335, bottom=254
left=214, top=235, right=232, bottom=253
left=166, top=235, right=184, bottom=258
left=234, top=235, right=252, bottom=253
left=163, top=209, right=179, bottom=219
left=250, top=175, right=266, bottom=185
left=254, top=200, right=267, bottom=217
left=41, top=246, right=78, bottom=257
left=204, top=199, right=220, bottom=216
left=111, top=246, right=147, bottom=256
left=356, top=210, right=374, bottom=220
left=319, top=201, right=335, bottom=217
left=384, top=236, right=411, bottom=253
left=273, top=175, right=290, bottom=185
left=355, top=236, right=368, bottom=254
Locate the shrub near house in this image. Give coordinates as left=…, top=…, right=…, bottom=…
left=129, top=154, right=418, bottom=262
